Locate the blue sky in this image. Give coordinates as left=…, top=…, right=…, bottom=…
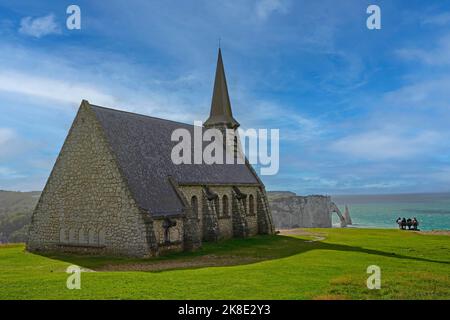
left=0, top=0, right=450, bottom=195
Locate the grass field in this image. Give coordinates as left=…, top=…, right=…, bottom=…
left=0, top=228, right=449, bottom=300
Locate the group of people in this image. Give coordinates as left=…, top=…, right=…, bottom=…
left=396, top=217, right=419, bottom=230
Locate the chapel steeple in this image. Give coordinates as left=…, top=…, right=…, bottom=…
left=204, top=48, right=240, bottom=130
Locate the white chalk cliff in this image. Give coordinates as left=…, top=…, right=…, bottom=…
left=267, top=192, right=349, bottom=229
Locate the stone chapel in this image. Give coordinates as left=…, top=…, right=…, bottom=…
left=27, top=49, right=274, bottom=257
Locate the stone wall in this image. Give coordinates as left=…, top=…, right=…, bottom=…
left=178, top=185, right=269, bottom=241
left=27, top=103, right=155, bottom=257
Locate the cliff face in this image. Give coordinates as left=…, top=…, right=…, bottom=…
left=267, top=192, right=346, bottom=229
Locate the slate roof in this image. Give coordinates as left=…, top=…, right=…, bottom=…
left=90, top=104, right=259, bottom=216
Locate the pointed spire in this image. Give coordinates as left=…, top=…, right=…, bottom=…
left=204, top=48, right=240, bottom=129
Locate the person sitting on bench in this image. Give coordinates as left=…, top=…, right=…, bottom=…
left=412, top=217, right=419, bottom=230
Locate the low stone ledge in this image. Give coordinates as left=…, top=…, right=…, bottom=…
left=159, top=241, right=183, bottom=247
left=158, top=241, right=183, bottom=254
left=57, top=243, right=106, bottom=249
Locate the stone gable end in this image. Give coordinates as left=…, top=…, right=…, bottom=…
left=27, top=103, right=153, bottom=257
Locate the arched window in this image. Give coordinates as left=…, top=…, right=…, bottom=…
left=249, top=194, right=255, bottom=215
left=79, top=228, right=87, bottom=244
left=68, top=228, right=77, bottom=243
left=59, top=228, right=67, bottom=244
left=88, top=229, right=97, bottom=245
left=191, top=196, right=199, bottom=219
left=98, top=229, right=106, bottom=246
left=214, top=197, right=220, bottom=214
left=222, top=195, right=229, bottom=217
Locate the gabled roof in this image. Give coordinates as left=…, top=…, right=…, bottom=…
left=90, top=104, right=259, bottom=216
left=204, top=48, right=239, bottom=129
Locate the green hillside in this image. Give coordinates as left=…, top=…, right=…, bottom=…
left=0, top=191, right=40, bottom=243
left=1, top=228, right=449, bottom=300
left=0, top=190, right=40, bottom=216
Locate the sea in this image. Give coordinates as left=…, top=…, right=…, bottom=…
left=331, top=193, right=450, bottom=231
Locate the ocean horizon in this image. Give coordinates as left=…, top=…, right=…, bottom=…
left=331, top=192, right=450, bottom=231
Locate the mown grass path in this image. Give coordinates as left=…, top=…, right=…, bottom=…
left=0, top=228, right=449, bottom=299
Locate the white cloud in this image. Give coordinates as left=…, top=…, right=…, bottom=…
left=300, top=176, right=338, bottom=188
left=0, top=166, right=25, bottom=179
left=255, top=0, right=289, bottom=21
left=291, top=114, right=326, bottom=140
left=231, top=92, right=328, bottom=142
left=0, top=68, right=205, bottom=124
left=331, top=130, right=441, bottom=160
left=422, top=12, right=450, bottom=26
left=0, top=128, right=31, bottom=161
left=0, top=128, right=15, bottom=146
left=358, top=181, right=410, bottom=189
left=0, top=173, right=47, bottom=191
left=429, top=167, right=450, bottom=183
left=19, top=14, right=61, bottom=38
left=396, top=34, right=450, bottom=66
left=383, top=77, right=450, bottom=110
left=0, top=43, right=214, bottom=123
left=0, top=70, right=117, bottom=107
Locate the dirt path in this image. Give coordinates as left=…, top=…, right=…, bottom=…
left=96, top=254, right=259, bottom=272
left=418, top=230, right=450, bottom=236
left=278, top=229, right=327, bottom=242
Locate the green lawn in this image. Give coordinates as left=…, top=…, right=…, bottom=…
left=0, top=228, right=449, bottom=299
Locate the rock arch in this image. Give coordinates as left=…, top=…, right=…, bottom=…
left=343, top=205, right=352, bottom=225
left=329, top=202, right=347, bottom=227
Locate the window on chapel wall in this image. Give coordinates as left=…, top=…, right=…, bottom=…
left=59, top=228, right=67, bottom=244
left=222, top=195, right=229, bottom=217
left=68, top=228, right=77, bottom=243
left=191, top=196, right=199, bottom=219
left=214, top=197, right=220, bottom=214
left=88, top=229, right=97, bottom=245
left=249, top=194, right=255, bottom=215
left=98, top=229, right=106, bottom=246
left=79, top=228, right=87, bottom=244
